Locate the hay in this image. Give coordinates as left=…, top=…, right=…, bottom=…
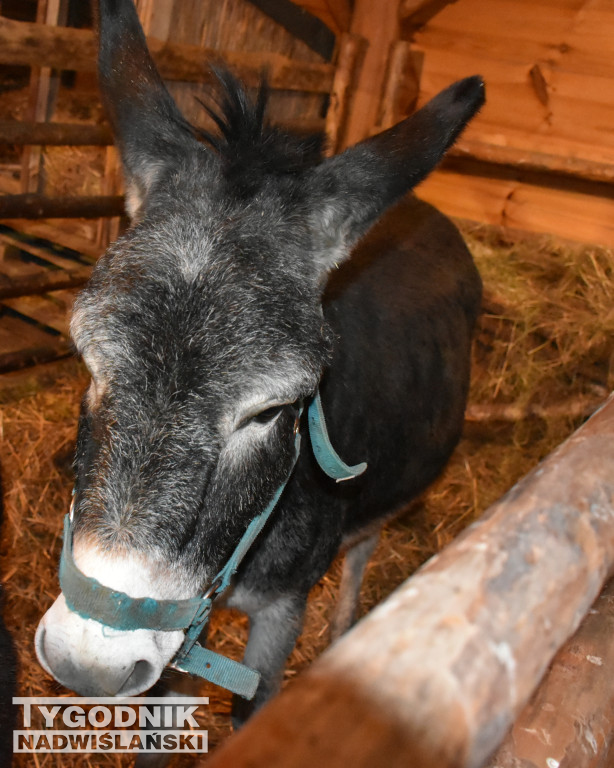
left=2, top=223, right=613, bottom=765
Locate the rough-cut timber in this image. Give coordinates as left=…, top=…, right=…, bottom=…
left=205, top=395, right=614, bottom=768
left=0, top=119, right=323, bottom=148
left=485, top=576, right=614, bottom=767
left=0, top=122, right=114, bottom=147
left=342, top=0, right=400, bottom=146
left=379, top=40, right=421, bottom=129
left=448, top=138, right=614, bottom=185
left=0, top=195, right=124, bottom=220
left=0, top=268, right=91, bottom=301
left=324, top=34, right=367, bottom=154
left=0, top=17, right=334, bottom=93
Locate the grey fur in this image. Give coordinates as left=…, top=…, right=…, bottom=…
left=43, top=0, right=485, bottom=724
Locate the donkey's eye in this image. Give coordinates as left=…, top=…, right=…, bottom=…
left=251, top=405, right=285, bottom=425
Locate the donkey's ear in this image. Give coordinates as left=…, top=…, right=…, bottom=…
left=308, top=76, right=485, bottom=272
left=97, top=0, right=204, bottom=220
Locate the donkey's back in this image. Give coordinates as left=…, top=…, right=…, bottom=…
left=324, top=194, right=481, bottom=534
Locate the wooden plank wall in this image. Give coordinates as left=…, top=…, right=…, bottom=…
left=0, top=0, right=334, bottom=254
left=0, top=0, right=344, bottom=373
left=410, top=0, right=614, bottom=247
left=138, top=0, right=330, bottom=130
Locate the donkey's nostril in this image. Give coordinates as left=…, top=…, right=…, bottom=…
left=116, top=659, right=158, bottom=696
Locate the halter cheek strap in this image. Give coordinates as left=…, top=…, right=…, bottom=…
left=58, top=390, right=366, bottom=700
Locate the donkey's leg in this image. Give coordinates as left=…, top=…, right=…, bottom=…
left=329, top=530, right=379, bottom=642
left=230, top=592, right=306, bottom=728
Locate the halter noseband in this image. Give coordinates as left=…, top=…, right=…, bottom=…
left=58, top=390, right=366, bottom=700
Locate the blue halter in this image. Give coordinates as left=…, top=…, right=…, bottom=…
left=58, top=390, right=366, bottom=700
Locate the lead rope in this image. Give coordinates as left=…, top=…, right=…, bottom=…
left=59, top=389, right=367, bottom=700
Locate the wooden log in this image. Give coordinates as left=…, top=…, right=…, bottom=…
left=324, top=34, right=367, bottom=154
left=298, top=0, right=352, bottom=34
left=245, top=0, right=336, bottom=60
left=485, top=576, right=614, bottom=768
left=342, top=0, right=400, bottom=146
left=0, top=356, right=83, bottom=404
left=399, top=0, right=457, bottom=30
left=417, top=169, right=614, bottom=248
left=0, top=17, right=334, bottom=93
left=205, top=395, right=614, bottom=768
left=0, top=118, right=324, bottom=149
left=465, top=396, right=603, bottom=424
left=0, top=344, right=71, bottom=374
left=0, top=267, right=91, bottom=300
left=0, top=228, right=94, bottom=270
left=0, top=194, right=124, bottom=220
left=0, top=122, right=113, bottom=147
left=2, top=294, right=72, bottom=336
left=448, top=138, right=614, bottom=185
left=378, top=40, right=421, bottom=130
left=0, top=220, right=103, bottom=260
left=20, top=0, right=69, bottom=195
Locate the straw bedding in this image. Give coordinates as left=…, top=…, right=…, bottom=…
left=1, top=222, right=612, bottom=766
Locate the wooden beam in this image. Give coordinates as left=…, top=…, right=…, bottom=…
left=205, top=394, right=614, bottom=768
left=0, top=122, right=113, bottom=146
left=0, top=118, right=324, bottom=147
left=378, top=40, right=422, bottom=130
left=20, top=0, right=69, bottom=195
left=293, top=1, right=352, bottom=34
left=465, top=396, right=603, bottom=423
left=246, top=0, right=336, bottom=60
left=0, top=16, right=334, bottom=93
left=0, top=343, right=71, bottom=374
left=399, top=0, right=457, bottom=28
left=448, top=137, right=614, bottom=186
left=417, top=168, right=614, bottom=248
left=324, top=34, right=368, bottom=154
left=0, top=194, right=124, bottom=219
left=322, top=0, right=352, bottom=32
left=0, top=220, right=103, bottom=260
left=342, top=0, right=401, bottom=146
left=0, top=268, right=91, bottom=300
left=485, top=576, right=614, bottom=768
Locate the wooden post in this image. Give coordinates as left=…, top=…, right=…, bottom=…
left=204, top=395, right=614, bottom=768
left=20, top=0, right=69, bottom=195
left=378, top=40, right=422, bottom=130
left=485, top=576, right=614, bottom=768
left=342, top=0, right=401, bottom=147
left=324, top=34, right=368, bottom=155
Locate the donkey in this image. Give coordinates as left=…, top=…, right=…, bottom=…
left=35, top=0, right=484, bottom=723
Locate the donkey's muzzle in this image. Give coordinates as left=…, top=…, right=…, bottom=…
left=35, top=593, right=184, bottom=696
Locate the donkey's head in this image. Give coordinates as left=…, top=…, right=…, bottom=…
left=35, top=0, right=484, bottom=696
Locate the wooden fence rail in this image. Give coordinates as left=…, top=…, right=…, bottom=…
left=0, top=122, right=113, bottom=146
left=0, top=194, right=124, bottom=219
left=485, top=575, right=614, bottom=767
left=0, top=16, right=334, bottom=93
left=204, top=394, right=614, bottom=768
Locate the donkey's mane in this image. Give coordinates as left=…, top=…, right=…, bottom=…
left=195, top=68, right=326, bottom=196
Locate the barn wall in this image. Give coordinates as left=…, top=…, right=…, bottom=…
left=0, top=0, right=333, bottom=253
left=136, top=0, right=329, bottom=129
left=408, top=0, right=614, bottom=246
